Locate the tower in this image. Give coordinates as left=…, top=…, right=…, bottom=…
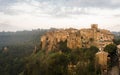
left=91, top=24, right=98, bottom=30
left=91, top=24, right=98, bottom=46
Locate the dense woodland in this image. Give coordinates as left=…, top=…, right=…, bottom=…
left=0, top=29, right=120, bottom=75
left=0, top=29, right=49, bottom=75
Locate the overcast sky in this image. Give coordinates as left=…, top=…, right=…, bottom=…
left=0, top=0, right=120, bottom=31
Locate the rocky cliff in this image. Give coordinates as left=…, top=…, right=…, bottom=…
left=40, top=24, right=114, bottom=51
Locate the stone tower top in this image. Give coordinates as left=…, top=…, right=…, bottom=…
left=91, top=24, right=98, bottom=29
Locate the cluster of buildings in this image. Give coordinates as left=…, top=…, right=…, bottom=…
left=40, top=24, right=114, bottom=51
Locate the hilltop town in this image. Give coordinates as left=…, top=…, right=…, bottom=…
left=40, top=24, right=114, bottom=51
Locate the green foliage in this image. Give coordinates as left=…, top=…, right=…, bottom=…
left=0, top=51, right=25, bottom=75
left=113, top=32, right=120, bottom=45
left=46, top=53, right=69, bottom=75
left=23, top=45, right=99, bottom=75
left=0, top=29, right=49, bottom=75
left=113, top=39, right=120, bottom=45
left=23, top=51, right=69, bottom=75
left=104, top=44, right=118, bottom=68
left=104, top=44, right=117, bottom=54
left=72, top=46, right=98, bottom=75
left=88, top=46, right=99, bottom=60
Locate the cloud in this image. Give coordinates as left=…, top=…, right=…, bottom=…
left=0, top=0, right=120, bottom=17
left=0, top=0, right=120, bottom=31
left=108, top=25, right=120, bottom=31
left=114, top=14, right=120, bottom=18
left=31, top=0, right=120, bottom=9
left=0, top=0, right=17, bottom=12
left=0, top=22, right=17, bottom=31
left=0, top=22, right=12, bottom=27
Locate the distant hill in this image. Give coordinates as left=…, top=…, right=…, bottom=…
left=0, top=29, right=49, bottom=48
left=112, top=32, right=120, bottom=39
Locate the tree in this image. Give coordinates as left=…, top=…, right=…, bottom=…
left=104, top=44, right=118, bottom=67
left=74, top=46, right=98, bottom=75
left=104, top=44, right=117, bottom=54
left=113, top=39, right=120, bottom=45
left=23, top=51, right=69, bottom=75
left=46, top=53, right=69, bottom=75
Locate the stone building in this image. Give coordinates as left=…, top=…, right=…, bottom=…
left=40, top=24, right=114, bottom=51
left=95, top=51, right=108, bottom=75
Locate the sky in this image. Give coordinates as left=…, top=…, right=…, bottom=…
left=0, top=0, right=120, bottom=31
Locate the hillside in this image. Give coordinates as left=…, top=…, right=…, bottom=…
left=0, top=27, right=119, bottom=75
left=0, top=29, right=49, bottom=75
left=0, top=29, right=48, bottom=46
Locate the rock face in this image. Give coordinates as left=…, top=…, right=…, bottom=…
left=95, top=51, right=108, bottom=75
left=40, top=24, right=114, bottom=51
